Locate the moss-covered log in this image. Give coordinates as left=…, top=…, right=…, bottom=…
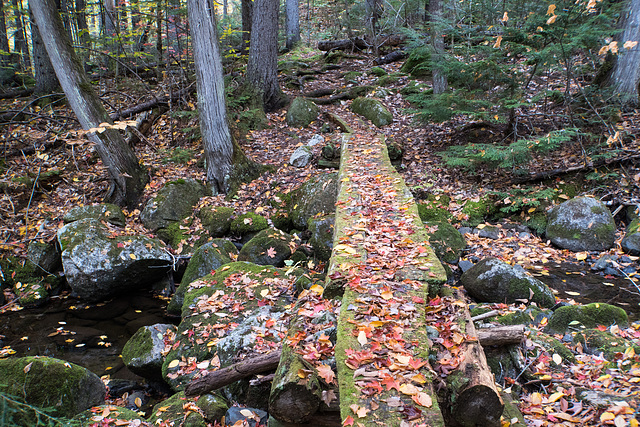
left=329, top=133, right=447, bottom=426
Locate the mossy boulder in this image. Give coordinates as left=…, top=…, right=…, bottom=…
left=13, top=280, right=50, bottom=308
left=418, top=203, right=452, bottom=223
left=531, top=333, right=576, bottom=364
left=370, top=66, right=387, bottom=77
left=140, top=179, right=208, bottom=231
left=196, top=393, right=229, bottom=422
left=238, top=228, right=297, bottom=267
left=63, top=203, right=126, bottom=227
left=546, top=196, right=616, bottom=252
left=343, top=71, right=363, bottom=82
left=308, top=215, right=335, bottom=261
left=546, top=302, right=628, bottom=334
left=0, top=356, right=106, bottom=421
left=122, top=323, right=176, bottom=380
left=574, top=328, right=640, bottom=359
left=621, top=218, right=640, bottom=255
left=462, top=199, right=495, bottom=227
left=497, top=306, right=550, bottom=326
left=376, top=74, right=401, bottom=86
left=26, top=240, right=61, bottom=275
left=350, top=97, right=393, bottom=127
left=401, top=47, right=431, bottom=77
left=286, top=97, right=319, bottom=128
left=424, top=221, right=466, bottom=264
left=168, top=239, right=238, bottom=315
left=57, top=218, right=171, bottom=302
left=230, top=212, right=269, bottom=239
left=461, top=258, right=556, bottom=308
left=72, top=405, right=145, bottom=425
left=289, top=172, right=339, bottom=229
left=197, top=206, right=235, bottom=238
left=149, top=392, right=207, bottom=427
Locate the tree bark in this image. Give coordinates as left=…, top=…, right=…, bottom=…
left=241, top=0, right=252, bottom=53
left=246, top=0, right=288, bottom=112
left=12, top=0, right=30, bottom=70
left=285, top=0, right=300, bottom=50
left=374, top=49, right=407, bottom=65
left=428, top=0, right=447, bottom=94
left=476, top=325, right=525, bottom=347
left=30, top=0, right=148, bottom=208
left=184, top=350, right=281, bottom=397
left=74, top=0, right=91, bottom=67
left=0, top=0, right=10, bottom=67
left=317, top=38, right=367, bottom=51
left=29, top=5, right=60, bottom=94
left=608, top=0, right=640, bottom=105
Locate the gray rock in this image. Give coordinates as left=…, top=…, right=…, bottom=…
left=476, top=226, right=500, bottom=240
left=225, top=406, right=268, bottom=427
left=458, top=226, right=473, bottom=235
left=64, top=203, right=126, bottom=227
left=621, top=218, right=640, bottom=255
left=461, top=257, right=556, bottom=308
left=350, top=97, right=393, bottom=127
left=308, top=215, right=334, bottom=261
left=286, top=97, right=319, bottom=128
left=458, top=259, right=474, bottom=272
left=140, top=179, right=208, bottom=231
left=27, top=241, right=61, bottom=275
left=289, top=172, right=339, bottom=229
left=57, top=219, right=171, bottom=302
left=0, top=356, right=105, bottom=420
left=546, top=197, right=616, bottom=252
left=425, top=221, right=466, bottom=264
left=122, top=323, right=176, bottom=380
left=238, top=228, right=297, bottom=267
left=307, top=134, right=324, bottom=146
left=592, top=254, right=616, bottom=271
left=290, top=145, right=313, bottom=168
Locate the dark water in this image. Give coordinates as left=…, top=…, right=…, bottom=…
left=0, top=292, right=174, bottom=382
left=528, top=262, right=640, bottom=321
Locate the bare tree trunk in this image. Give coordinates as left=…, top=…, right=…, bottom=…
left=365, top=0, right=380, bottom=55
left=608, top=0, right=640, bottom=105
left=241, top=0, right=252, bottom=53
left=0, top=0, right=10, bottom=65
left=30, top=0, right=148, bottom=208
left=102, top=0, right=119, bottom=69
left=12, top=0, right=30, bottom=70
left=247, top=0, right=288, bottom=112
left=155, top=3, right=163, bottom=68
left=75, top=0, right=91, bottom=67
left=29, top=5, right=60, bottom=94
left=285, top=0, right=300, bottom=50
left=428, top=0, right=447, bottom=94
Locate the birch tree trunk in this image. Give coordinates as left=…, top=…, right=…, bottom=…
left=285, top=0, right=300, bottom=51
left=30, top=0, right=148, bottom=208
left=247, top=0, right=288, bottom=112
left=608, top=0, right=640, bottom=105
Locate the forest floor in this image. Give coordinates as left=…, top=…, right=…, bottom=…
left=2, top=49, right=640, bottom=425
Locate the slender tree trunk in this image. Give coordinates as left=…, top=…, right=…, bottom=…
left=608, top=0, right=640, bottom=105
left=241, top=0, right=252, bottom=53
left=12, top=0, right=30, bottom=70
left=102, top=0, right=120, bottom=69
left=428, top=0, right=447, bottom=94
left=0, top=0, right=10, bottom=65
left=29, top=6, right=60, bottom=94
left=247, top=0, right=288, bottom=112
left=365, top=0, right=380, bottom=55
left=155, top=2, right=163, bottom=68
left=285, top=0, right=300, bottom=50
left=30, top=0, right=148, bottom=208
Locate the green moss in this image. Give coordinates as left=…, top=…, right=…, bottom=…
left=14, top=281, right=51, bottom=307
left=370, top=66, right=387, bottom=77
left=343, top=71, right=363, bottom=82
left=198, top=206, right=234, bottom=237
left=196, top=393, right=229, bottom=422
left=150, top=392, right=206, bottom=427
left=121, top=327, right=153, bottom=366
left=229, top=212, right=269, bottom=236
left=376, top=75, right=400, bottom=86
left=417, top=203, right=452, bottom=223
left=498, top=307, right=549, bottom=326
left=424, top=221, right=466, bottom=264
left=628, top=218, right=640, bottom=234
left=574, top=329, right=640, bottom=359
left=546, top=303, right=629, bottom=334
left=73, top=405, right=144, bottom=424
left=532, top=333, right=575, bottom=363
left=461, top=199, right=495, bottom=227
left=525, top=213, right=548, bottom=235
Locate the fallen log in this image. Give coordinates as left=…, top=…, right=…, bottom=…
left=109, top=85, right=195, bottom=121
left=317, top=38, right=367, bottom=52
left=0, top=88, right=34, bottom=99
left=374, top=50, right=407, bottom=65
left=477, top=325, right=525, bottom=347
left=184, top=350, right=281, bottom=397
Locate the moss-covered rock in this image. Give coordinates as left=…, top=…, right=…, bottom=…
left=462, top=199, right=495, bottom=227
left=370, top=66, right=388, bottom=77
left=168, top=239, right=238, bottom=315
left=26, top=240, right=61, bottom=275
left=461, top=258, right=556, bottom=308
left=350, top=97, right=393, bottom=127
left=289, top=172, right=339, bottom=230
left=546, top=302, right=628, bottom=334
left=122, top=323, right=176, bottom=380
left=64, top=203, right=126, bottom=227
left=400, top=47, right=431, bottom=77
left=424, top=221, right=466, bottom=264
left=286, top=97, right=319, bottom=128
left=376, top=74, right=401, bottom=86
left=574, top=328, right=640, bottom=359
left=149, top=392, right=207, bottom=427
left=238, top=228, right=297, bottom=267
left=343, top=71, right=363, bottom=82
left=308, top=215, right=334, bottom=261
left=497, top=306, right=550, bottom=326
left=72, top=405, right=145, bottom=425
left=229, top=212, right=269, bottom=238
left=546, top=196, right=616, bottom=252
left=621, top=218, right=640, bottom=255
left=531, top=332, right=576, bottom=363
left=13, top=280, right=50, bottom=308
left=140, top=179, right=209, bottom=231
left=417, top=203, right=452, bottom=223
left=197, top=206, right=235, bottom=238
left=197, top=393, right=229, bottom=422
left=0, top=356, right=106, bottom=421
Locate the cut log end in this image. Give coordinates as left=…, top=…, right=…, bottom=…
left=453, top=384, right=504, bottom=427
left=269, top=385, right=321, bottom=424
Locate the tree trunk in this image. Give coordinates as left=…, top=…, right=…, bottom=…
left=241, top=0, right=252, bottom=53
left=285, top=0, right=300, bottom=50
left=30, top=0, right=148, bottom=208
left=29, top=6, right=60, bottom=94
left=247, top=0, right=288, bottom=112
left=365, top=0, right=380, bottom=55
left=428, top=0, right=447, bottom=94
left=102, top=0, right=119, bottom=69
left=75, top=0, right=91, bottom=67
left=608, top=0, right=640, bottom=105
left=12, top=0, right=30, bottom=70
left=0, top=0, right=10, bottom=67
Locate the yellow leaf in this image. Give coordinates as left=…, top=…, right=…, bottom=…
left=546, top=14, right=557, bottom=25
left=381, top=290, right=393, bottom=300
left=167, top=359, right=180, bottom=369
left=552, top=353, right=562, bottom=365
left=493, top=35, right=503, bottom=48
left=530, top=392, right=542, bottom=405
left=309, top=284, right=324, bottom=295
left=565, top=291, right=580, bottom=296
left=575, top=252, right=588, bottom=260
left=600, top=412, right=615, bottom=422
left=260, top=289, right=270, bottom=297
left=547, top=391, right=564, bottom=402
left=501, top=11, right=509, bottom=22
left=134, top=397, right=142, bottom=408
left=399, top=383, right=419, bottom=395
left=624, top=40, right=638, bottom=50
left=412, top=391, right=433, bottom=407
left=129, top=253, right=136, bottom=260
left=546, top=4, right=556, bottom=15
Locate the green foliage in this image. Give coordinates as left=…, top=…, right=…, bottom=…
left=441, top=128, right=579, bottom=171
left=159, top=147, right=196, bottom=164
left=0, top=391, right=71, bottom=427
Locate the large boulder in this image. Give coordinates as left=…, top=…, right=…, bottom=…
left=621, top=218, right=640, bottom=255
left=546, top=197, right=616, bottom=252
left=289, top=172, right=339, bottom=229
left=286, top=97, right=319, bottom=128
left=26, top=240, right=61, bottom=275
left=122, top=323, right=177, bottom=380
left=0, top=356, right=106, bottom=421
left=461, top=257, right=556, bottom=308
left=424, top=221, right=466, bottom=264
left=290, top=145, right=313, bottom=168
left=546, top=302, right=628, bottom=334
left=57, top=218, right=172, bottom=302
left=168, top=239, right=239, bottom=315
left=230, top=212, right=269, bottom=241
left=350, top=97, right=393, bottom=127
left=140, top=179, right=208, bottom=231
left=238, top=228, right=297, bottom=267
left=197, top=206, right=235, bottom=238
left=63, top=203, right=126, bottom=227
left=308, top=215, right=335, bottom=261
